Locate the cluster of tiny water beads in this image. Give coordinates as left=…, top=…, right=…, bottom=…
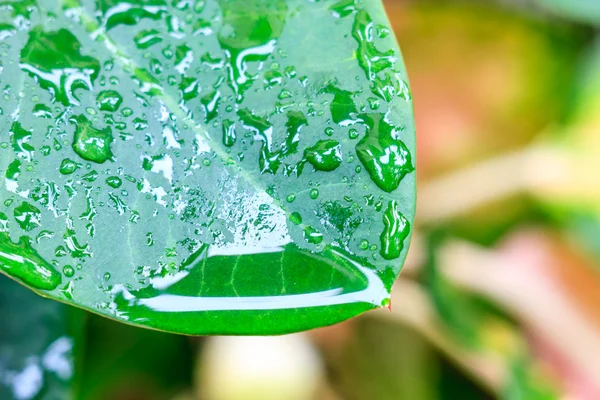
left=0, top=0, right=415, bottom=327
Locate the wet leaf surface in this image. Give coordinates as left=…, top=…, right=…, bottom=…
left=0, top=0, right=415, bottom=334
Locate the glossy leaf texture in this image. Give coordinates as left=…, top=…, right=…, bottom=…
left=0, top=274, right=77, bottom=399
left=0, top=0, right=416, bottom=335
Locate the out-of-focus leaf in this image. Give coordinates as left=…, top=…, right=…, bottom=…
left=78, top=314, right=194, bottom=400
left=537, top=39, right=600, bottom=212
left=319, top=315, right=493, bottom=400
left=321, top=317, right=438, bottom=400
left=0, top=0, right=415, bottom=335
left=423, top=232, right=562, bottom=399
left=0, top=274, right=78, bottom=400
left=423, top=231, right=502, bottom=345
left=438, top=357, right=494, bottom=400
left=441, top=233, right=600, bottom=398
left=536, top=0, right=600, bottom=26
left=503, top=356, right=558, bottom=400
left=533, top=40, right=600, bottom=256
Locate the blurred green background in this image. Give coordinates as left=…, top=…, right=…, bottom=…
left=3, top=0, right=600, bottom=399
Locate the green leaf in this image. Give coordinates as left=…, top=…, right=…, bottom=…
left=77, top=314, right=193, bottom=400
left=535, top=0, right=600, bottom=26
left=0, top=274, right=77, bottom=400
left=0, top=0, right=415, bottom=335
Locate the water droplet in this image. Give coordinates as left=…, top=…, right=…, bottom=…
left=59, top=158, right=79, bottom=175
left=20, top=28, right=100, bottom=106
left=284, top=66, right=296, bottom=78
left=322, top=84, right=357, bottom=126
left=303, top=226, right=323, bottom=244
left=264, top=70, right=283, bottom=88
left=106, top=176, right=122, bottom=188
left=134, top=29, right=163, bottom=49
left=63, top=265, right=75, bottom=277
left=222, top=119, right=236, bottom=147
left=200, top=90, right=221, bottom=122
left=0, top=233, right=61, bottom=290
left=146, top=232, right=154, bottom=246
left=352, top=10, right=403, bottom=101
left=133, top=117, right=148, bottom=131
left=290, top=212, right=302, bottom=225
left=309, top=188, right=319, bottom=199
left=367, top=97, right=380, bottom=110
left=174, top=45, right=194, bottom=75
left=330, top=0, right=357, bottom=18
left=217, top=0, right=288, bottom=101
left=304, top=140, right=343, bottom=172
left=286, top=193, right=296, bottom=203
left=380, top=200, right=410, bottom=260
left=33, top=104, right=53, bottom=118
left=359, top=239, right=369, bottom=250
left=9, top=122, right=34, bottom=161
left=98, top=1, right=166, bottom=31
left=96, top=90, right=123, bottom=112
left=238, top=109, right=307, bottom=174
left=81, top=170, right=98, bottom=182
left=179, top=77, right=200, bottom=102
left=14, top=202, right=41, bottom=232
left=70, top=115, right=114, bottom=164
left=193, top=19, right=213, bottom=36
left=356, top=113, right=413, bottom=192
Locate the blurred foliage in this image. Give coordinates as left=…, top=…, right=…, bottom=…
left=536, top=0, right=600, bottom=26
left=319, top=316, right=492, bottom=400
left=3, top=0, right=600, bottom=399
left=77, top=314, right=194, bottom=400
left=0, top=275, right=80, bottom=400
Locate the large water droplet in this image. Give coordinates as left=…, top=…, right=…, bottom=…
left=380, top=200, right=410, bottom=260
left=217, top=0, right=288, bottom=101
left=356, top=113, right=413, bottom=193
left=9, top=121, right=34, bottom=162
left=59, top=158, right=79, bottom=175
left=134, top=29, right=163, bottom=49
left=304, top=140, right=342, bottom=172
left=13, top=201, right=41, bottom=232
left=20, top=28, right=100, bottom=106
left=201, top=90, right=221, bottom=122
left=96, top=90, right=123, bottom=112
left=222, top=119, right=236, bottom=147
left=70, top=115, right=114, bottom=164
left=330, top=0, right=357, bottom=18
left=0, top=233, right=61, bottom=290
left=322, top=84, right=358, bottom=126
left=97, top=0, right=167, bottom=31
